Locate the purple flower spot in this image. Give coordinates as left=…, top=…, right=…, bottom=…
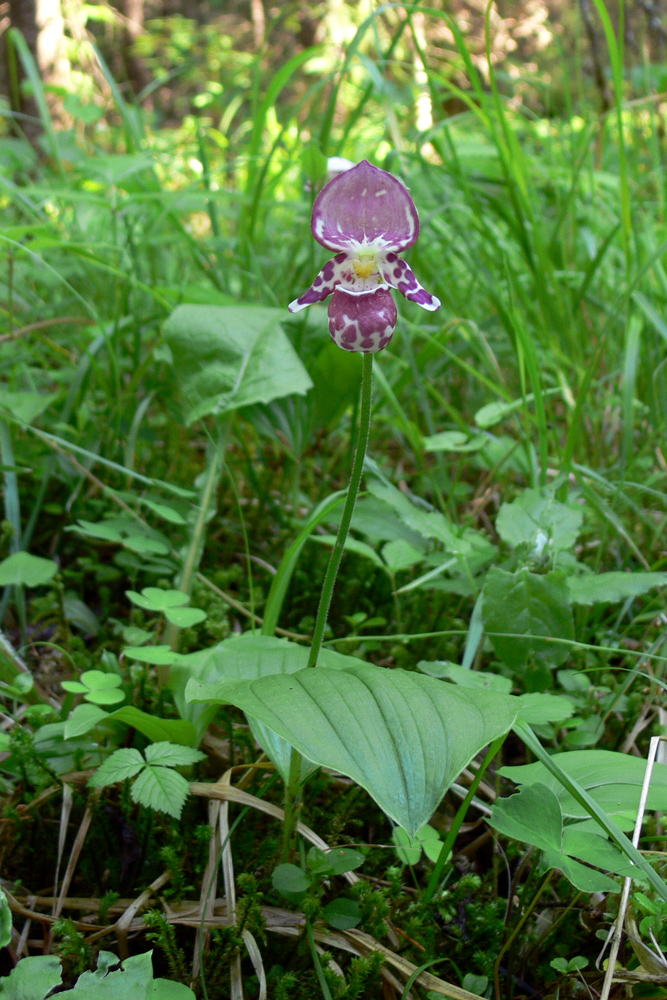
left=322, top=261, right=335, bottom=280
left=393, top=268, right=402, bottom=279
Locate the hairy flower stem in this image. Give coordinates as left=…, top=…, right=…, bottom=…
left=282, top=352, right=374, bottom=861
left=307, top=350, right=374, bottom=668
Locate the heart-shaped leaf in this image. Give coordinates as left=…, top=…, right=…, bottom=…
left=0, top=552, right=58, bottom=587
left=190, top=662, right=519, bottom=838
left=164, top=305, right=313, bottom=424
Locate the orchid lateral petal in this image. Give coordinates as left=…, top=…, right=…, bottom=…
left=288, top=253, right=351, bottom=313
left=328, top=288, right=397, bottom=354
left=377, top=254, right=441, bottom=311
left=312, top=160, right=419, bottom=254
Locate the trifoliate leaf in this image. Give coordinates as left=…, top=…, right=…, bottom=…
left=88, top=748, right=145, bottom=787
left=130, top=766, right=190, bottom=819
left=144, top=742, right=206, bottom=767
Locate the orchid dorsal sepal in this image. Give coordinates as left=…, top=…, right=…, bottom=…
left=289, top=159, right=440, bottom=353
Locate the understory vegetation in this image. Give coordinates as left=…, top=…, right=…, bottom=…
left=1, top=2, right=667, bottom=998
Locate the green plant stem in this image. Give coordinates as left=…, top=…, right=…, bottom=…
left=163, top=429, right=224, bottom=670
left=281, top=352, right=374, bottom=861
left=307, top=351, right=374, bottom=669
left=423, top=735, right=505, bottom=905
left=305, top=915, right=334, bottom=1000
left=493, top=870, right=553, bottom=1000
left=282, top=743, right=303, bottom=862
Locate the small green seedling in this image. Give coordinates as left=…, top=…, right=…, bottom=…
left=550, top=955, right=588, bottom=973
left=272, top=846, right=365, bottom=929
left=392, top=824, right=445, bottom=866
left=88, top=742, right=206, bottom=819
left=62, top=670, right=125, bottom=706
left=126, top=587, right=207, bottom=627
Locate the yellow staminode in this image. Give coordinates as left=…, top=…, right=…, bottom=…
left=352, top=257, right=377, bottom=279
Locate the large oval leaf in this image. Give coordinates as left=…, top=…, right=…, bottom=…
left=190, top=662, right=520, bottom=838
left=186, top=634, right=361, bottom=781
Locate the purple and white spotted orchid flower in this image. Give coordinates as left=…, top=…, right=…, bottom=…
left=289, top=159, right=440, bottom=353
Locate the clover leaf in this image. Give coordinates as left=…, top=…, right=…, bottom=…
left=61, top=670, right=125, bottom=706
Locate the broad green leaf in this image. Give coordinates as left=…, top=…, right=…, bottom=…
left=64, top=703, right=109, bottom=738
left=392, top=827, right=420, bottom=865
left=366, top=478, right=461, bottom=551
left=482, top=567, right=574, bottom=668
left=246, top=716, right=318, bottom=783
left=0, top=888, right=11, bottom=949
left=541, top=850, right=619, bottom=893
left=150, top=980, right=197, bottom=999
left=80, top=670, right=123, bottom=690
left=0, top=390, right=57, bottom=425
left=474, top=391, right=560, bottom=429
left=422, top=430, right=488, bottom=452
left=417, top=660, right=512, bottom=693
left=323, top=898, right=362, bottom=930
left=57, top=950, right=163, bottom=998
left=121, top=626, right=154, bottom=646
left=118, top=536, right=170, bottom=555
left=140, top=498, right=186, bottom=524
left=0, top=552, right=57, bottom=587
left=381, top=538, right=424, bottom=572
left=70, top=519, right=171, bottom=555
left=123, top=645, right=184, bottom=666
left=70, top=520, right=124, bottom=543
left=0, top=955, right=63, bottom=998
left=62, top=595, right=100, bottom=635
left=186, top=634, right=360, bottom=703
left=272, top=863, right=310, bottom=897
left=185, top=634, right=358, bottom=782
left=163, top=305, right=313, bottom=424
left=164, top=606, right=207, bottom=628
left=310, top=340, right=362, bottom=429
left=61, top=681, right=89, bottom=694
left=29, top=724, right=99, bottom=776
left=144, top=742, right=205, bottom=767
left=126, top=588, right=190, bottom=612
left=500, top=750, right=667, bottom=819
left=109, top=707, right=197, bottom=747
left=320, top=848, right=366, bottom=876
left=199, top=662, right=520, bottom=838
left=568, top=572, right=667, bottom=606
left=88, top=748, right=145, bottom=787
left=490, top=783, right=563, bottom=852
left=561, top=827, right=645, bottom=879
left=496, top=489, right=582, bottom=554
left=131, top=765, right=190, bottom=819
left=515, top=693, right=574, bottom=725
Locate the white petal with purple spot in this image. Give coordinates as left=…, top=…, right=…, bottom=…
left=377, top=254, right=441, bottom=311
